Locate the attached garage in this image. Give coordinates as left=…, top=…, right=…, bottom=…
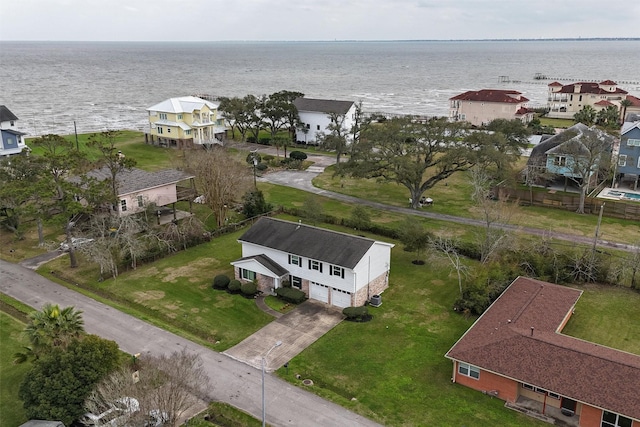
left=310, top=282, right=329, bottom=303
left=331, top=288, right=352, bottom=308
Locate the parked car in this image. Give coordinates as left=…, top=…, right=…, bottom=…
left=79, top=397, right=139, bottom=426
left=59, top=237, right=94, bottom=252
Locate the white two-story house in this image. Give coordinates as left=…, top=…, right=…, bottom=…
left=0, top=105, right=28, bottom=157
left=293, top=98, right=356, bottom=145
left=231, top=217, right=394, bottom=307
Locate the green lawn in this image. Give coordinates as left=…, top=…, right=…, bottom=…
left=41, top=230, right=273, bottom=351
left=0, top=312, right=30, bottom=427
left=538, top=117, right=576, bottom=128
left=562, top=284, right=640, bottom=355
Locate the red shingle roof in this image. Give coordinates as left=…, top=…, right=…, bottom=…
left=599, top=80, right=617, bottom=85
left=446, top=277, right=640, bottom=421
left=450, top=89, right=528, bottom=104
left=626, top=95, right=640, bottom=107
left=556, top=82, right=628, bottom=95
left=594, top=100, right=614, bottom=107
left=548, top=81, right=563, bottom=87
left=515, top=107, right=532, bottom=115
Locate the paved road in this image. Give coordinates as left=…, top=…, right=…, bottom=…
left=0, top=260, right=382, bottom=427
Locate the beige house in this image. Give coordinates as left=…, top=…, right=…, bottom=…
left=449, top=89, right=533, bottom=127
left=547, top=80, right=629, bottom=119
left=145, top=96, right=227, bottom=148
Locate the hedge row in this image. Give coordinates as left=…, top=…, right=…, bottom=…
left=275, top=287, right=307, bottom=304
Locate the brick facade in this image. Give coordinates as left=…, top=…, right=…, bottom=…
left=353, top=272, right=389, bottom=306
left=453, top=362, right=518, bottom=403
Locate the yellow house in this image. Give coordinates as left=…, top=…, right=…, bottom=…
left=145, top=96, right=227, bottom=148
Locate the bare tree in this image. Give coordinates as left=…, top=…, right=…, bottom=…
left=84, top=349, right=209, bottom=427
left=470, top=166, right=517, bottom=264
left=183, top=148, right=252, bottom=227
left=429, top=236, right=467, bottom=296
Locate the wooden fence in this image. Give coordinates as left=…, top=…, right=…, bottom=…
left=496, top=187, right=640, bottom=220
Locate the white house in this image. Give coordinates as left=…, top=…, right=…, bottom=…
left=231, top=217, right=394, bottom=307
left=0, top=105, right=28, bottom=157
left=293, top=98, right=356, bottom=145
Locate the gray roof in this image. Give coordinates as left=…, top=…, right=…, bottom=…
left=0, top=105, right=19, bottom=122
left=293, top=98, right=354, bottom=115
left=86, top=167, right=194, bottom=196
left=238, top=217, right=377, bottom=269
left=235, top=254, right=288, bottom=277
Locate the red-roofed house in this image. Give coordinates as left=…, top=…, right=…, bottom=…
left=624, top=95, right=640, bottom=120
left=449, top=89, right=533, bottom=126
left=547, top=80, right=630, bottom=119
left=446, top=277, right=640, bottom=427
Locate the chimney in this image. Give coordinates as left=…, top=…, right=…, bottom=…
left=574, top=84, right=581, bottom=94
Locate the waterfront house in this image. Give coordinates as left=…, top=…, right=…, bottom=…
left=293, top=97, right=356, bottom=144
left=546, top=80, right=629, bottom=119
left=231, top=217, right=394, bottom=307
left=526, top=123, right=615, bottom=187
left=448, top=89, right=533, bottom=127
left=0, top=105, right=28, bottom=157
left=446, top=276, right=640, bottom=427
left=615, top=120, right=640, bottom=190
left=85, top=167, right=195, bottom=219
left=145, top=96, right=227, bottom=148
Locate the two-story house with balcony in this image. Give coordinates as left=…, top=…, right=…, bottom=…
left=615, top=120, right=640, bottom=190
left=547, top=80, right=629, bottom=119
left=231, top=217, right=394, bottom=307
left=0, top=105, right=28, bottom=157
left=448, top=89, right=533, bottom=127
left=293, top=98, right=356, bottom=145
left=145, top=96, right=227, bottom=149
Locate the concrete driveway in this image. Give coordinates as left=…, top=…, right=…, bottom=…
left=224, top=301, right=344, bottom=372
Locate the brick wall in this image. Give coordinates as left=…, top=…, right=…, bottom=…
left=354, top=272, right=389, bottom=306
left=453, top=362, right=518, bottom=403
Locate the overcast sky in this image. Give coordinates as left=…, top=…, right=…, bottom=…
left=1, top=0, right=639, bottom=41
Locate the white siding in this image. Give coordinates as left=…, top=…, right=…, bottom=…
left=295, top=104, right=357, bottom=144
left=352, top=242, right=394, bottom=292
left=310, top=282, right=329, bottom=303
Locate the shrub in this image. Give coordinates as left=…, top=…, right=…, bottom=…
left=261, top=154, right=275, bottom=162
left=342, top=306, right=372, bottom=322
left=256, top=163, right=268, bottom=171
left=212, top=274, right=230, bottom=290
left=281, top=279, right=291, bottom=288
left=275, top=287, right=306, bottom=304
left=258, top=137, right=271, bottom=145
left=241, top=281, right=258, bottom=296
left=228, top=280, right=242, bottom=294
left=289, top=151, right=307, bottom=160
left=246, top=136, right=257, bottom=143
left=242, top=190, right=273, bottom=218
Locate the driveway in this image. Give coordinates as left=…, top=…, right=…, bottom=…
left=224, top=301, right=344, bottom=372
left=0, top=260, right=382, bottom=427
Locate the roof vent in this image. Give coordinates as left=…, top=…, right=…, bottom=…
left=530, top=327, right=535, bottom=336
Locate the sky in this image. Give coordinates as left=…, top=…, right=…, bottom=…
left=1, top=0, right=639, bottom=42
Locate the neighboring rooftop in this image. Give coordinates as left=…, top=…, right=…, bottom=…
left=552, top=81, right=628, bottom=95
left=446, top=276, right=640, bottom=421
left=237, top=217, right=382, bottom=269
left=147, top=96, right=219, bottom=114
left=0, top=105, right=19, bottom=122
left=86, top=167, right=194, bottom=196
left=293, top=98, right=354, bottom=115
left=449, top=89, right=528, bottom=103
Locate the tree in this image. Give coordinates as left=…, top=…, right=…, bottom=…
left=302, top=195, right=324, bottom=225
left=183, top=148, right=252, bottom=227
left=15, top=303, right=85, bottom=363
left=261, top=90, right=304, bottom=141
left=218, top=96, right=258, bottom=142
left=19, top=335, right=120, bottom=427
left=527, top=117, right=556, bottom=135
left=620, top=98, right=633, bottom=124
left=85, top=349, right=209, bottom=427
left=574, top=105, right=596, bottom=126
left=346, top=116, right=509, bottom=209
left=348, top=206, right=371, bottom=231
left=317, top=111, right=350, bottom=163
left=595, top=105, right=620, bottom=130
left=429, top=236, right=467, bottom=296
left=88, top=130, right=137, bottom=203
left=242, top=189, right=273, bottom=218
left=398, top=217, right=431, bottom=263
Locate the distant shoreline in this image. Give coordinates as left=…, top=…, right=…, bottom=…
left=2, top=38, right=639, bottom=44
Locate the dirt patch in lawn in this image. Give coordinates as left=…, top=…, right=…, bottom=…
left=133, top=290, right=165, bottom=303
left=161, top=258, right=219, bottom=283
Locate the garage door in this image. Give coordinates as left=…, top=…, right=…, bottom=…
left=310, top=282, right=329, bottom=303
left=331, top=288, right=352, bottom=308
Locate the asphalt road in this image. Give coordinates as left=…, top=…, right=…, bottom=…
left=0, top=259, right=382, bottom=427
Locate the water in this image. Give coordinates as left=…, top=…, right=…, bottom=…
left=1, top=40, right=639, bottom=137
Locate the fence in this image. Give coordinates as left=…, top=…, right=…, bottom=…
left=497, top=187, right=640, bottom=220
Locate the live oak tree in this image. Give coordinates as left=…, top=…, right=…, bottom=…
left=261, top=90, right=304, bottom=141
left=88, top=130, right=137, bottom=203
left=218, top=96, right=258, bottom=142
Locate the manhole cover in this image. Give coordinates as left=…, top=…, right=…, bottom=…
left=302, top=379, right=314, bottom=386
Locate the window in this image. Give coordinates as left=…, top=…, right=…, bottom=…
left=177, top=114, right=183, bottom=120
left=306, top=124, right=310, bottom=129
left=602, top=411, right=633, bottom=427
left=548, top=392, right=560, bottom=399
left=458, top=362, right=480, bottom=379
left=137, top=195, right=144, bottom=208
left=157, top=126, right=163, bottom=134
left=167, top=127, right=171, bottom=133
left=618, top=155, right=627, bottom=167
left=627, top=138, right=640, bottom=147
left=291, top=276, right=302, bottom=289
left=316, top=125, right=320, bottom=131
left=288, top=255, right=301, bottom=266
left=159, top=113, right=167, bottom=120
left=554, top=156, right=567, bottom=167
left=330, top=265, right=345, bottom=278
left=308, top=260, right=323, bottom=272
left=120, top=199, right=127, bottom=212
left=241, top=269, right=256, bottom=281
left=522, top=383, right=534, bottom=391
left=460, top=114, right=466, bottom=120
left=185, top=130, right=191, bottom=135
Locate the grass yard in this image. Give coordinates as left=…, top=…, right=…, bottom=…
left=0, top=312, right=30, bottom=427
left=41, top=230, right=273, bottom=350
left=538, top=117, right=576, bottom=128
left=275, top=239, right=545, bottom=426
left=562, top=284, right=640, bottom=355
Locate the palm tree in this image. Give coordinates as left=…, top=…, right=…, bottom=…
left=620, top=98, right=633, bottom=124
left=15, top=303, right=85, bottom=363
left=574, top=105, right=596, bottom=126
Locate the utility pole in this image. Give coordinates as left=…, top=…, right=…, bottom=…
left=74, top=121, right=79, bottom=151
left=592, top=203, right=605, bottom=253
